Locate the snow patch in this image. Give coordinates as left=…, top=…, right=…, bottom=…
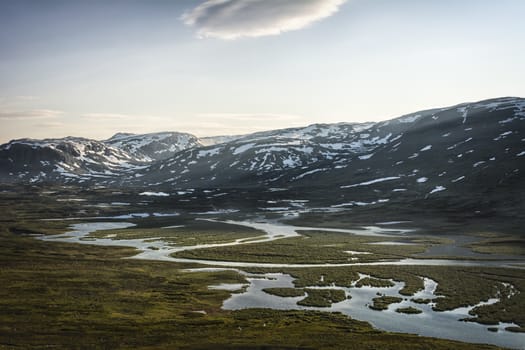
left=232, top=143, right=256, bottom=155
left=429, top=186, right=446, bottom=194
left=198, top=147, right=221, bottom=158
left=331, top=199, right=390, bottom=208
left=494, top=131, right=513, bottom=141
left=358, top=153, right=374, bottom=160
left=457, top=106, right=469, bottom=124
left=293, top=168, right=327, bottom=180
left=452, top=176, right=465, bottom=183
left=341, top=177, right=400, bottom=188
left=473, top=161, right=486, bottom=168
left=398, top=114, right=421, bottom=123
left=139, top=192, right=169, bottom=197
left=499, top=117, right=517, bottom=124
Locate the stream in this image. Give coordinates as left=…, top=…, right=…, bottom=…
left=214, top=272, right=525, bottom=349
left=37, top=218, right=525, bottom=349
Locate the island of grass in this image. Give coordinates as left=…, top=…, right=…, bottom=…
left=468, top=236, right=525, bottom=256
left=396, top=306, right=423, bottom=314
left=172, top=230, right=432, bottom=264
left=297, top=289, right=348, bottom=307
left=355, top=277, right=395, bottom=288
left=370, top=296, right=403, bottom=310
left=87, top=219, right=265, bottom=246
left=412, top=298, right=432, bottom=304
left=505, top=326, right=525, bottom=333
left=263, top=287, right=305, bottom=298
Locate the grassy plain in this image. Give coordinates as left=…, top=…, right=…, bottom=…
left=2, top=223, right=510, bottom=349
left=245, top=265, right=525, bottom=331
left=86, top=220, right=264, bottom=245
left=173, top=230, right=436, bottom=264
left=0, top=185, right=523, bottom=348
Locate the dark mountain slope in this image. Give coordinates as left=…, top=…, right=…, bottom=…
left=0, top=97, right=523, bottom=215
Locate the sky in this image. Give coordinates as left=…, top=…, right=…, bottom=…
left=1, top=0, right=524, bottom=143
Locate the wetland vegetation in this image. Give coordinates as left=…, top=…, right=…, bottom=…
left=369, top=296, right=404, bottom=311
left=173, top=230, right=437, bottom=264
left=396, top=306, right=423, bottom=314
left=1, top=185, right=524, bottom=348
left=297, top=289, right=348, bottom=307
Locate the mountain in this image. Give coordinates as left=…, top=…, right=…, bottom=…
left=1, top=97, right=524, bottom=214
left=0, top=137, right=142, bottom=185
left=105, top=131, right=200, bottom=161
left=0, top=131, right=200, bottom=185
left=133, top=97, right=524, bottom=192
left=198, top=134, right=245, bottom=146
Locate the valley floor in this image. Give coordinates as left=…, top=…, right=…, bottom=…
left=1, top=185, right=524, bottom=349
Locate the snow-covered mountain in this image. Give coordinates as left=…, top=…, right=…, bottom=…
left=198, top=134, right=245, bottom=146
left=1, top=97, right=524, bottom=207
left=133, top=97, right=525, bottom=192
left=137, top=121, right=391, bottom=187
left=0, top=137, right=142, bottom=184
left=105, top=131, right=200, bottom=161
left=0, top=131, right=200, bottom=185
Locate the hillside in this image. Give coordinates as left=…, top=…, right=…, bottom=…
left=0, top=97, right=523, bottom=223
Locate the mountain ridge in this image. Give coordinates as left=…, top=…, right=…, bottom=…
left=1, top=97, right=523, bottom=202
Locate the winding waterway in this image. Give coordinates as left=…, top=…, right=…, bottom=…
left=37, top=218, right=525, bottom=349
left=216, top=272, right=525, bottom=349
left=39, top=220, right=525, bottom=269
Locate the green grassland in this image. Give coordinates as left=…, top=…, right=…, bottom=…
left=173, top=230, right=437, bottom=264
left=468, top=236, right=525, bottom=256
left=369, top=296, right=403, bottom=310
left=1, top=225, right=509, bottom=349
left=297, top=289, right=348, bottom=307
left=262, top=288, right=305, bottom=298
left=396, top=307, right=423, bottom=314
left=246, top=265, right=525, bottom=331
left=0, top=186, right=523, bottom=348
left=86, top=220, right=264, bottom=246
left=262, top=288, right=349, bottom=308
left=355, top=277, right=395, bottom=288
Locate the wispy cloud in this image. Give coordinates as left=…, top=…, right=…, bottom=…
left=195, top=113, right=303, bottom=121
left=81, top=113, right=132, bottom=120
left=34, top=122, right=65, bottom=128
left=175, top=122, right=273, bottom=137
left=0, top=95, right=41, bottom=106
left=182, top=0, right=347, bottom=40
left=173, top=112, right=308, bottom=136
left=0, top=109, right=63, bottom=120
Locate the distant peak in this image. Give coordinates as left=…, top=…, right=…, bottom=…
left=107, top=132, right=136, bottom=141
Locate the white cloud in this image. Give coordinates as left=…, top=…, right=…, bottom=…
left=34, top=122, right=65, bottom=128
left=195, top=113, right=303, bottom=121
left=175, top=122, right=272, bottom=137
left=81, top=113, right=170, bottom=121
left=182, top=0, right=347, bottom=40
left=172, top=112, right=309, bottom=137
left=81, top=113, right=131, bottom=120
left=0, top=109, right=63, bottom=120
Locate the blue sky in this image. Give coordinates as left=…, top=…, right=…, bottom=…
left=1, top=0, right=524, bottom=142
